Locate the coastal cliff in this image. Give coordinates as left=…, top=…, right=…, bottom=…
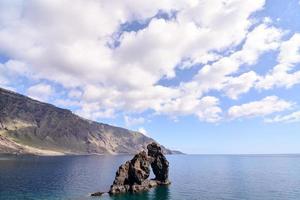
left=0, top=87, right=178, bottom=155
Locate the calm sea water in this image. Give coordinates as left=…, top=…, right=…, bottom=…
left=1, top=154, right=300, bottom=200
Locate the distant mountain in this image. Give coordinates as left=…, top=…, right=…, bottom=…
left=0, top=87, right=180, bottom=155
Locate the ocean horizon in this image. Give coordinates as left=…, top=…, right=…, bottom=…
left=1, top=0, right=300, bottom=199
left=1, top=154, right=300, bottom=200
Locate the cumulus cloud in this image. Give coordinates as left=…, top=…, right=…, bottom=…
left=27, top=83, right=54, bottom=101
left=137, top=127, right=149, bottom=136
left=223, top=71, right=259, bottom=100
left=187, top=23, right=282, bottom=99
left=54, top=99, right=81, bottom=108
left=256, top=33, right=300, bottom=89
left=74, top=103, right=115, bottom=120
left=124, top=116, right=145, bottom=127
left=157, top=95, right=222, bottom=122
left=228, top=96, right=294, bottom=119
left=68, top=89, right=82, bottom=99
left=0, top=63, right=9, bottom=86
left=265, top=111, right=300, bottom=123
left=3, top=0, right=297, bottom=123
left=0, top=60, right=32, bottom=87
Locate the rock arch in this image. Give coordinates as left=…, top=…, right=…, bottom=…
left=108, top=142, right=170, bottom=195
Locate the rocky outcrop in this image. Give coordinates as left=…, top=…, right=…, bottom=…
left=147, top=142, right=170, bottom=183
left=129, top=151, right=151, bottom=184
left=90, top=191, right=104, bottom=196
left=108, top=143, right=170, bottom=195
left=109, top=151, right=151, bottom=194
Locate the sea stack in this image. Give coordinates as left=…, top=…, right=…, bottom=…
left=108, top=142, right=170, bottom=195
left=147, top=142, right=170, bottom=184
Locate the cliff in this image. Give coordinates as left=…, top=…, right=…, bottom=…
left=0, top=87, right=177, bottom=155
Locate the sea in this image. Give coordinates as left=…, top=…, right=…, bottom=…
left=1, top=154, right=300, bottom=200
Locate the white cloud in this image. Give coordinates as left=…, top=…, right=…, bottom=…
left=265, top=111, right=300, bottom=123
left=0, top=63, right=9, bottom=86
left=157, top=95, right=222, bottom=122
left=68, top=89, right=82, bottom=99
left=115, top=0, right=267, bottom=87
left=124, top=116, right=145, bottom=127
left=4, top=60, right=30, bottom=76
left=256, top=33, right=300, bottom=89
left=228, top=96, right=294, bottom=119
left=74, top=102, right=115, bottom=120
left=223, top=71, right=259, bottom=100
left=138, top=127, right=149, bottom=136
left=188, top=23, right=282, bottom=99
left=27, top=83, right=54, bottom=101
left=54, top=99, right=81, bottom=108
left=1, top=0, right=288, bottom=123
left=0, top=60, right=32, bottom=87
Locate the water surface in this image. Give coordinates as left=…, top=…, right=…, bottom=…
left=1, top=154, right=300, bottom=200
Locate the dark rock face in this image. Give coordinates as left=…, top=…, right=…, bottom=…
left=109, top=151, right=151, bottom=194
left=108, top=143, right=170, bottom=195
left=147, top=142, right=169, bottom=182
left=147, top=142, right=162, bottom=157
left=90, top=191, right=103, bottom=196
left=129, top=151, right=150, bottom=184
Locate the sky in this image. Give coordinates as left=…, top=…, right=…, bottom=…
left=0, top=0, right=300, bottom=154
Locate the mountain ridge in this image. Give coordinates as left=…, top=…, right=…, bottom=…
left=0, top=87, right=180, bottom=155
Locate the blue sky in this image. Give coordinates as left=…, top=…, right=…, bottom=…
left=1, top=0, right=300, bottom=154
